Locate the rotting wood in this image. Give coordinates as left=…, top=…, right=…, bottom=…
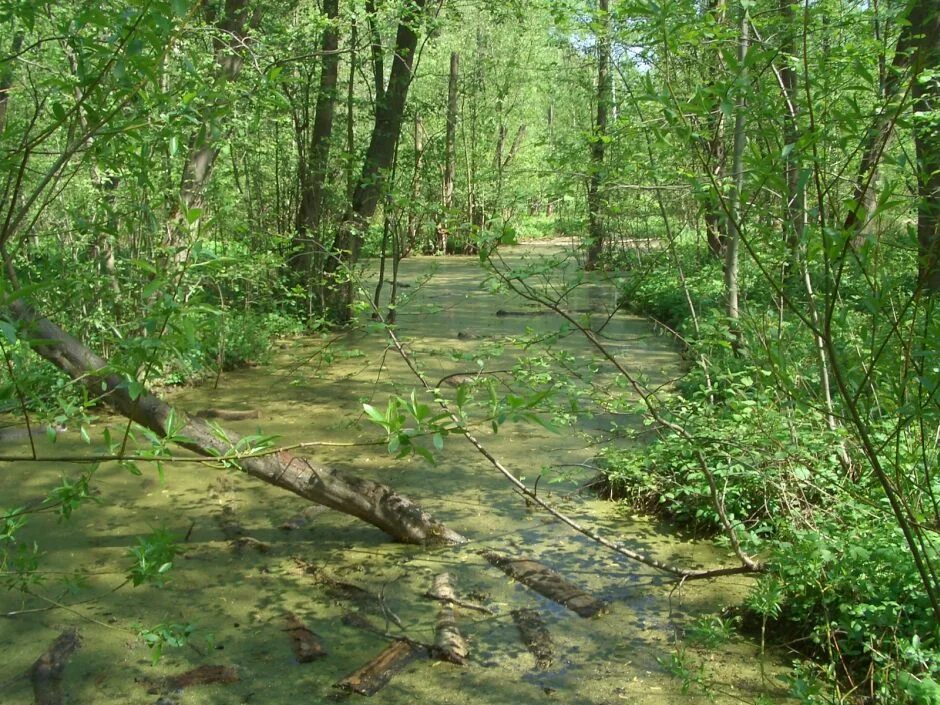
left=481, top=550, right=606, bottom=618
left=427, top=573, right=468, bottom=665
left=30, top=629, right=81, bottom=705
left=194, top=408, right=261, bottom=420
left=284, top=611, right=327, bottom=663
left=511, top=608, right=553, bottom=670
left=139, top=664, right=240, bottom=693
left=232, top=536, right=270, bottom=553
left=0, top=425, right=67, bottom=443
left=335, top=639, right=425, bottom=696
left=425, top=572, right=493, bottom=614
left=495, top=309, right=550, bottom=317
left=4, top=300, right=466, bottom=546
left=164, top=664, right=240, bottom=689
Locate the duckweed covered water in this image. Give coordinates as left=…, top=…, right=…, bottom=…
left=0, top=243, right=789, bottom=704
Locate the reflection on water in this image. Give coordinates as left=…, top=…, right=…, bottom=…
left=0, top=242, right=788, bottom=704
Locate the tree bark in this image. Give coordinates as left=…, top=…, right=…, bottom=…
left=293, top=0, right=341, bottom=276
left=911, top=1, right=940, bottom=293
left=725, top=9, right=748, bottom=351
left=585, top=0, right=611, bottom=271
left=327, top=0, right=428, bottom=321
left=3, top=299, right=466, bottom=545
left=703, top=0, right=727, bottom=259
left=169, top=0, right=261, bottom=255
left=438, top=51, right=459, bottom=254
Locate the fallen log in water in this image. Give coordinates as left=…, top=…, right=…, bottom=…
left=283, top=612, right=327, bottom=662
left=334, top=640, right=425, bottom=696
left=511, top=608, right=553, bottom=670
left=163, top=664, right=240, bottom=690
left=5, top=300, right=466, bottom=546
left=425, top=572, right=493, bottom=614
left=194, top=408, right=261, bottom=420
left=30, top=629, right=81, bottom=705
left=480, top=550, right=606, bottom=617
left=139, top=664, right=240, bottom=694
left=426, top=573, right=469, bottom=665
left=0, top=425, right=67, bottom=443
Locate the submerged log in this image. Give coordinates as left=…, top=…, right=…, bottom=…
left=426, top=573, right=469, bottom=665
left=194, top=408, right=261, bottom=420
left=284, top=612, right=327, bottom=662
left=30, top=629, right=81, bottom=705
left=481, top=550, right=606, bottom=618
left=5, top=300, right=466, bottom=546
left=335, top=640, right=424, bottom=696
left=511, top=608, right=553, bottom=670
left=0, top=424, right=67, bottom=443
left=425, top=572, right=493, bottom=614
left=163, top=665, right=240, bottom=689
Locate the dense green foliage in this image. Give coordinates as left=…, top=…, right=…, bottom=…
left=0, top=0, right=938, bottom=701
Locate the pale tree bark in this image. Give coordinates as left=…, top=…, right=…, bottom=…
left=408, top=115, right=425, bottom=249
left=703, top=0, right=727, bottom=259
left=585, top=0, right=611, bottom=271
left=167, top=0, right=261, bottom=255
left=779, top=0, right=802, bottom=274
left=293, top=0, right=341, bottom=276
left=724, top=10, right=748, bottom=350
left=437, top=51, right=459, bottom=254
left=327, top=0, right=428, bottom=322
left=2, top=298, right=466, bottom=546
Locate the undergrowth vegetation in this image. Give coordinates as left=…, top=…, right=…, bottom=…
left=600, top=243, right=940, bottom=704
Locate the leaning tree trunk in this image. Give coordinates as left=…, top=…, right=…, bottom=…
left=326, top=0, right=428, bottom=322
left=3, top=299, right=466, bottom=546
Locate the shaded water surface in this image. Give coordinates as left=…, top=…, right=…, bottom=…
left=0, top=243, right=788, bottom=704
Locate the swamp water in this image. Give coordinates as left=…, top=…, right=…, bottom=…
left=0, top=242, right=790, bottom=704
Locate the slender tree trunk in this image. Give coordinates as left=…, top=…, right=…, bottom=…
left=585, top=0, right=611, bottom=271
left=168, top=0, right=261, bottom=256
left=0, top=32, right=24, bottom=138
left=293, top=0, right=341, bottom=277
left=703, top=0, right=727, bottom=258
left=725, top=10, right=748, bottom=350
left=438, top=52, right=459, bottom=254
left=779, top=0, right=803, bottom=276
left=365, top=0, right=385, bottom=106
left=345, top=19, right=358, bottom=202
left=3, top=298, right=466, bottom=545
left=911, top=2, right=940, bottom=292
left=408, top=115, right=424, bottom=249
left=327, top=0, right=428, bottom=322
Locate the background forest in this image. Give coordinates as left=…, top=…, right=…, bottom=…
left=1, top=0, right=938, bottom=702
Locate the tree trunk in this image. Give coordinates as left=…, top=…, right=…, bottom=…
left=779, top=0, right=803, bottom=276
left=725, top=10, right=748, bottom=351
left=703, top=0, right=727, bottom=259
left=585, top=0, right=611, bottom=271
left=292, top=0, right=341, bottom=277
left=365, top=0, right=385, bottom=106
left=327, top=0, right=428, bottom=322
left=911, top=1, right=940, bottom=293
left=439, top=52, right=459, bottom=254
left=168, top=0, right=261, bottom=256
left=0, top=32, right=24, bottom=137
left=3, top=299, right=466, bottom=545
